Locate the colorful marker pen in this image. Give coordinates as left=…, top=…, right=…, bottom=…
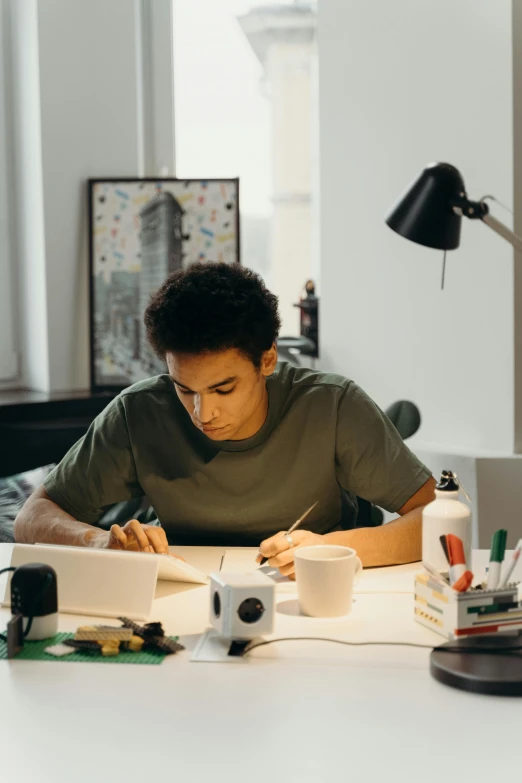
left=498, top=537, right=522, bottom=588
left=423, top=560, right=450, bottom=586
left=486, top=529, right=507, bottom=590
left=446, top=534, right=473, bottom=592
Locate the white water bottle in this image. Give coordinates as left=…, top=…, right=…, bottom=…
left=422, top=471, right=472, bottom=572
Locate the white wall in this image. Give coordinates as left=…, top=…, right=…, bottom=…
left=410, top=447, right=522, bottom=550
left=8, top=0, right=175, bottom=392
left=0, top=1, right=18, bottom=381
left=9, top=0, right=49, bottom=390
left=37, top=0, right=144, bottom=392
left=318, top=0, right=516, bottom=454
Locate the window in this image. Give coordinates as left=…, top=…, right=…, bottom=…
left=173, top=0, right=319, bottom=336
left=0, top=2, right=18, bottom=382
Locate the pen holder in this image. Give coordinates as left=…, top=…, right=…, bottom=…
left=414, top=572, right=522, bottom=640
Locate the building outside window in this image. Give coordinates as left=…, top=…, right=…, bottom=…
left=173, top=0, right=319, bottom=337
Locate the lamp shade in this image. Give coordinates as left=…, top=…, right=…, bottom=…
left=386, top=162, right=466, bottom=250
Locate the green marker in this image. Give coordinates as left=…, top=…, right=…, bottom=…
left=486, top=529, right=507, bottom=590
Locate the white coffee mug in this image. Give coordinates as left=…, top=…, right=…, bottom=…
left=294, top=545, right=362, bottom=618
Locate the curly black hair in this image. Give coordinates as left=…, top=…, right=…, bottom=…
left=144, top=262, right=281, bottom=368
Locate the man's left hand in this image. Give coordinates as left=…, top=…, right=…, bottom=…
left=257, top=530, right=324, bottom=579
left=107, top=520, right=184, bottom=560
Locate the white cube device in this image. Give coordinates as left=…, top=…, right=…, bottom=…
left=209, top=571, right=276, bottom=640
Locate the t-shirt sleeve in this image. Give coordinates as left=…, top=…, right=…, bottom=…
left=43, top=396, right=142, bottom=524
left=335, top=383, right=432, bottom=513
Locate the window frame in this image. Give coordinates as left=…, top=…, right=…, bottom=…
left=0, top=0, right=19, bottom=384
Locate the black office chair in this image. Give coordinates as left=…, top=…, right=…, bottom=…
left=355, top=400, right=421, bottom=527
left=277, top=336, right=316, bottom=366
left=384, top=400, right=421, bottom=441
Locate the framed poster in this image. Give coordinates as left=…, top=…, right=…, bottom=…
left=88, top=178, right=240, bottom=392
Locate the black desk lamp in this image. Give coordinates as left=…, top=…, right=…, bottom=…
left=386, top=162, right=522, bottom=287
left=386, top=162, right=522, bottom=695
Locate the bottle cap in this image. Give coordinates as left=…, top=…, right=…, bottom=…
left=436, top=470, right=459, bottom=492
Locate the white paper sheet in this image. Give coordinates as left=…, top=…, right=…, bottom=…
left=355, top=564, right=418, bottom=594
left=156, top=554, right=208, bottom=584
left=220, top=549, right=420, bottom=594
left=220, top=548, right=260, bottom=573
left=220, top=549, right=297, bottom=592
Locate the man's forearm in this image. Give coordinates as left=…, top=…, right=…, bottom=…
left=14, top=490, right=107, bottom=548
left=324, top=507, right=423, bottom=567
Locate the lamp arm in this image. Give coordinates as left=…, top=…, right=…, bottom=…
left=452, top=196, right=522, bottom=253
left=481, top=213, right=522, bottom=254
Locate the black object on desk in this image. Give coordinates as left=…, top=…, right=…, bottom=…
left=430, top=632, right=522, bottom=696
left=0, top=563, right=58, bottom=656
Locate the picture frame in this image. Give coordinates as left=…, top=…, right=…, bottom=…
left=88, top=177, right=240, bottom=392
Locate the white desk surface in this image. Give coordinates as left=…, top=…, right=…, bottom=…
left=0, top=545, right=520, bottom=783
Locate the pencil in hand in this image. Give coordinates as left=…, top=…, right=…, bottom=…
left=258, top=501, right=319, bottom=566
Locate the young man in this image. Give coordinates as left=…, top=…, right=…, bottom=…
left=15, top=262, right=435, bottom=574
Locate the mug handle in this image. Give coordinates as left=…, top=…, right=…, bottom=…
left=354, top=556, right=363, bottom=584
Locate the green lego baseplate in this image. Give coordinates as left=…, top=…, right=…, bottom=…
left=0, top=631, right=181, bottom=664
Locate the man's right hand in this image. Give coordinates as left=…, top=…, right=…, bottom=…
left=106, top=519, right=171, bottom=555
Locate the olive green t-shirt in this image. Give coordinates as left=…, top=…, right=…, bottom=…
left=44, top=362, right=431, bottom=545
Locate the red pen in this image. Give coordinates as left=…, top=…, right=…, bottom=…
left=445, top=534, right=473, bottom=592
